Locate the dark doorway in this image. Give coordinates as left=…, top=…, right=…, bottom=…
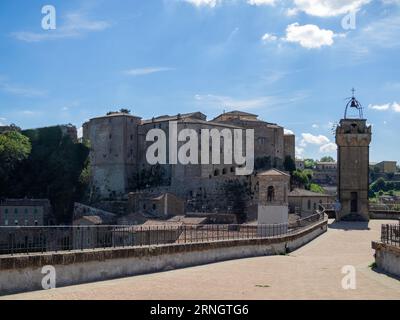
left=350, top=192, right=358, bottom=212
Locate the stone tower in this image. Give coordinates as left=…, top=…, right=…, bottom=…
left=82, top=112, right=142, bottom=198
left=335, top=92, right=371, bottom=221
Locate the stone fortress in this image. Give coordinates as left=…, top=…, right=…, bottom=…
left=82, top=110, right=295, bottom=216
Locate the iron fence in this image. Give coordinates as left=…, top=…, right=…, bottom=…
left=381, top=223, right=400, bottom=247
left=0, top=213, right=325, bottom=255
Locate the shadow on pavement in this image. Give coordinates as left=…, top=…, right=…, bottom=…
left=371, top=265, right=400, bottom=281
left=328, top=220, right=370, bottom=231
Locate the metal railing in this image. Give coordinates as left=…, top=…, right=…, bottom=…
left=0, top=213, right=325, bottom=255
left=381, top=223, right=400, bottom=247
left=370, top=203, right=400, bottom=212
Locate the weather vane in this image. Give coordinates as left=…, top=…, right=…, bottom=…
left=344, top=88, right=363, bottom=119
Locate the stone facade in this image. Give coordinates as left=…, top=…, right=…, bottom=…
left=288, top=188, right=334, bottom=217
left=83, top=110, right=295, bottom=202
left=336, top=119, right=371, bottom=221
left=284, top=134, right=295, bottom=161
left=0, top=199, right=51, bottom=226
left=312, top=161, right=337, bottom=186
left=256, top=169, right=290, bottom=229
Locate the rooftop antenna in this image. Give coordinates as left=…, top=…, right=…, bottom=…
left=344, top=88, right=363, bottom=119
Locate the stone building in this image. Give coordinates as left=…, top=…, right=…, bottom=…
left=336, top=94, right=371, bottom=221
left=83, top=110, right=295, bottom=202
left=0, top=199, right=52, bottom=226
left=256, top=169, right=290, bottom=226
left=127, top=192, right=185, bottom=218
left=373, top=161, right=397, bottom=174
left=288, top=188, right=334, bottom=217
left=212, top=111, right=294, bottom=167
left=312, top=161, right=337, bottom=186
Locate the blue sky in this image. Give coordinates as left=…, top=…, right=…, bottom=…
left=0, top=0, right=399, bottom=162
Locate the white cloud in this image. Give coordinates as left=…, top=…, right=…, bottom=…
left=195, top=91, right=308, bottom=110
left=195, top=94, right=270, bottom=110
left=284, top=23, right=335, bottom=49
left=0, top=117, right=7, bottom=126
left=77, top=127, right=83, bottom=139
left=301, top=133, right=330, bottom=145
left=261, top=33, right=278, bottom=42
left=123, top=67, right=174, bottom=76
left=392, top=102, right=400, bottom=112
left=248, top=0, right=276, bottom=5
left=295, top=146, right=305, bottom=159
left=292, top=0, right=370, bottom=17
left=368, top=103, right=390, bottom=111
left=183, top=0, right=218, bottom=7
left=319, top=142, right=337, bottom=153
left=369, top=102, right=400, bottom=112
left=0, top=77, right=46, bottom=97
left=12, top=12, right=110, bottom=42
left=284, top=129, right=294, bottom=135
left=312, top=124, right=319, bottom=128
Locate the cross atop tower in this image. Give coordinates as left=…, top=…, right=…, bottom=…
left=344, top=88, right=363, bottom=119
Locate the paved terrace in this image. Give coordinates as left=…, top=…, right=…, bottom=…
left=2, top=219, right=400, bottom=300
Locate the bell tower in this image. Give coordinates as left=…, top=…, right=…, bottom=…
left=335, top=89, right=371, bottom=221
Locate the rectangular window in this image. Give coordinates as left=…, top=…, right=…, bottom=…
left=4, top=220, right=8, bottom=226
left=5, top=208, right=8, bottom=214
left=14, top=208, right=18, bottom=214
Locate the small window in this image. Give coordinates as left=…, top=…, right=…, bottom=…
left=214, top=169, right=219, bottom=176
left=4, top=220, right=8, bottom=226
left=130, top=135, right=133, bottom=141
left=24, top=220, right=28, bottom=226
left=14, top=220, right=18, bottom=226
left=222, top=168, right=227, bottom=175
left=267, top=186, right=275, bottom=202
left=152, top=204, right=156, bottom=210
left=5, top=209, right=8, bottom=214
left=24, top=208, right=28, bottom=214
left=14, top=208, right=18, bottom=214
left=307, top=200, right=311, bottom=210
left=34, top=208, right=38, bottom=214
left=34, top=220, right=38, bottom=226
left=109, top=134, right=112, bottom=139
left=143, top=204, right=146, bottom=210
left=230, top=167, right=235, bottom=173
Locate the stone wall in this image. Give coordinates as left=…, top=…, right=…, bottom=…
left=0, top=218, right=327, bottom=296
left=372, top=241, right=400, bottom=278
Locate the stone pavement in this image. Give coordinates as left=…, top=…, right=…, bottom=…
left=2, top=219, right=400, bottom=300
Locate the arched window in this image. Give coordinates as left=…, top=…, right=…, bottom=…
left=214, top=169, right=219, bottom=176
left=267, top=186, right=275, bottom=202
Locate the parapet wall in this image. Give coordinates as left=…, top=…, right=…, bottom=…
left=372, top=241, right=400, bottom=278
left=0, top=219, right=327, bottom=296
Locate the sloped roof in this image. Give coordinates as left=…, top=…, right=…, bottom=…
left=75, top=215, right=103, bottom=225
left=257, top=168, right=290, bottom=177
left=289, top=188, right=331, bottom=197
left=168, top=215, right=208, bottom=225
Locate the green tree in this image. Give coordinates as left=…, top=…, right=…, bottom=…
left=309, top=183, right=325, bottom=194
left=0, top=131, right=31, bottom=180
left=223, top=180, right=248, bottom=223
left=291, top=170, right=310, bottom=189
left=1, top=126, right=89, bottom=224
left=370, top=177, right=386, bottom=193
left=304, top=159, right=316, bottom=169
left=320, top=156, right=334, bottom=162
left=283, top=156, right=296, bottom=173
